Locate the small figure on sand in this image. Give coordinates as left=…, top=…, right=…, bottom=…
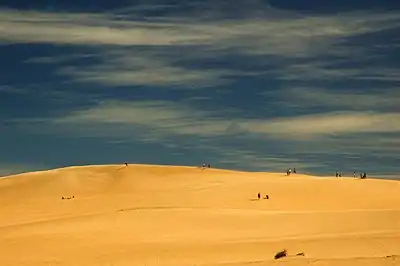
left=265, top=194, right=269, bottom=199
left=293, top=168, right=296, bottom=173
left=125, top=162, right=128, bottom=167
left=353, top=171, right=356, bottom=178
left=200, top=163, right=211, bottom=170
left=286, top=168, right=292, bottom=176
left=361, top=172, right=367, bottom=179
left=257, top=193, right=261, bottom=200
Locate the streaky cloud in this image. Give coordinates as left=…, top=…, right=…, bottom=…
left=8, top=7, right=398, bottom=88
left=52, top=100, right=400, bottom=140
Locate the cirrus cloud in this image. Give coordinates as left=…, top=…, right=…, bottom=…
left=5, top=6, right=398, bottom=88
left=52, top=100, right=400, bottom=140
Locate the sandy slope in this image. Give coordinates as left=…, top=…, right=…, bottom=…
left=0, top=164, right=399, bottom=266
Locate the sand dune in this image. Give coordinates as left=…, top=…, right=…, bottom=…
left=0, top=164, right=399, bottom=265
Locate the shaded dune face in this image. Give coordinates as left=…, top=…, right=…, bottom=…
left=0, top=164, right=399, bottom=266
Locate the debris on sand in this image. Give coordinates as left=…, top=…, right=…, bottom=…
left=274, top=249, right=287, bottom=260
left=61, top=196, right=75, bottom=200
left=274, top=249, right=305, bottom=260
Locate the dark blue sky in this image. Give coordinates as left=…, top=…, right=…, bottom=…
left=1, top=0, right=399, bottom=178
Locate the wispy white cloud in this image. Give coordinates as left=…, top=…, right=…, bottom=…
left=1, top=8, right=399, bottom=55
left=53, top=100, right=232, bottom=138
left=277, top=63, right=400, bottom=82
left=274, top=87, right=400, bottom=110
left=56, top=50, right=230, bottom=87
left=242, top=112, right=400, bottom=139
left=51, top=100, right=400, bottom=142
left=0, top=9, right=209, bottom=46
left=2, top=7, right=400, bottom=87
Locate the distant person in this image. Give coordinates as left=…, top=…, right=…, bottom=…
left=336, top=171, right=339, bottom=177
left=265, top=194, right=269, bottom=199
left=125, top=162, right=128, bottom=167
left=339, top=172, right=342, bottom=177
left=353, top=171, right=356, bottom=178
left=362, top=172, right=367, bottom=179
left=258, top=193, right=261, bottom=200
left=207, top=163, right=211, bottom=168
left=293, top=168, right=296, bottom=173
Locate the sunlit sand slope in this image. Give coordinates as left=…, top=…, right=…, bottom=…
left=0, top=164, right=399, bottom=265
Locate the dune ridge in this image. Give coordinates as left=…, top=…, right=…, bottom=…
left=0, top=164, right=399, bottom=265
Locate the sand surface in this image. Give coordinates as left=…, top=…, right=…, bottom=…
left=0, top=164, right=399, bottom=265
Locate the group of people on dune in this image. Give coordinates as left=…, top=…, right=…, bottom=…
left=337, top=171, right=367, bottom=179
left=201, top=163, right=211, bottom=169
left=286, top=168, right=296, bottom=175
left=286, top=167, right=367, bottom=179
left=257, top=192, right=269, bottom=200
left=358, top=172, right=367, bottom=179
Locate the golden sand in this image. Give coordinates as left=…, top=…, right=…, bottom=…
left=0, top=164, right=399, bottom=265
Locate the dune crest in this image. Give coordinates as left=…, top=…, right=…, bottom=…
left=0, top=164, right=399, bottom=265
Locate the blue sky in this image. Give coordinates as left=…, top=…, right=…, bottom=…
left=1, top=0, right=399, bottom=178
